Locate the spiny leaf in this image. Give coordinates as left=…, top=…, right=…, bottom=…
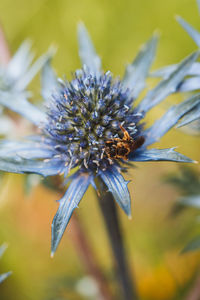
left=177, top=103, right=200, bottom=128
left=138, top=51, right=199, bottom=113
left=132, top=148, right=195, bottom=163
left=51, top=173, right=91, bottom=256
left=177, top=16, right=200, bottom=47
left=99, top=167, right=131, bottom=217
left=123, top=33, right=158, bottom=98
left=78, top=23, right=101, bottom=76
left=144, top=92, right=200, bottom=146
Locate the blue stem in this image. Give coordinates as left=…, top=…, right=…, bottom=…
left=96, top=179, right=138, bottom=300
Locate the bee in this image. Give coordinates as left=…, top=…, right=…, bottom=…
left=105, top=125, right=145, bottom=160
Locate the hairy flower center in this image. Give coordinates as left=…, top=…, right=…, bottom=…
left=44, top=70, right=144, bottom=172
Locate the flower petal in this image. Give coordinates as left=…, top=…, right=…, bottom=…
left=99, top=167, right=131, bottom=217
left=177, top=103, right=200, bottom=127
left=183, top=119, right=200, bottom=134
left=41, top=55, right=59, bottom=102
left=131, top=148, right=194, bottom=163
left=51, top=173, right=91, bottom=256
left=14, top=49, right=54, bottom=91
left=0, top=243, right=7, bottom=258
left=151, top=62, right=200, bottom=78
left=77, top=23, right=101, bottom=76
left=0, top=272, right=12, bottom=284
left=0, top=140, right=55, bottom=159
left=144, top=93, right=200, bottom=146
left=138, top=51, right=199, bottom=113
left=177, top=77, right=200, bottom=92
left=0, top=141, right=64, bottom=176
left=6, top=40, right=34, bottom=81
left=122, top=34, right=158, bottom=98
left=0, top=91, right=46, bottom=125
left=0, top=158, right=64, bottom=176
left=177, top=16, right=200, bottom=47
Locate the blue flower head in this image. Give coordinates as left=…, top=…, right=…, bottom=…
left=44, top=69, right=145, bottom=173
left=0, top=24, right=200, bottom=255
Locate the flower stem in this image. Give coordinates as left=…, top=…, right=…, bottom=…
left=70, top=213, right=113, bottom=300
left=96, top=179, right=138, bottom=300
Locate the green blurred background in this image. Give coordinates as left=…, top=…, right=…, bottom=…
left=0, top=0, right=200, bottom=299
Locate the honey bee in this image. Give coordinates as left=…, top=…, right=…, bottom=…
left=105, top=125, right=145, bottom=160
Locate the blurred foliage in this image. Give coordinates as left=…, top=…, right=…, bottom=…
left=165, top=166, right=200, bottom=196
left=0, top=0, right=200, bottom=299
left=165, top=166, right=200, bottom=253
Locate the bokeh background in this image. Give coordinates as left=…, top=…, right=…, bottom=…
left=0, top=0, right=200, bottom=299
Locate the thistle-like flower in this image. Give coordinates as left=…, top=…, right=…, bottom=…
left=0, top=244, right=11, bottom=284
left=0, top=24, right=199, bottom=255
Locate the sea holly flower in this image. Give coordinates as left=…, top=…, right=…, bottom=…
left=0, top=243, right=11, bottom=284
left=0, top=24, right=199, bottom=256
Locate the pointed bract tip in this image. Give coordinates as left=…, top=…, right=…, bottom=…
left=77, top=21, right=86, bottom=33
left=47, top=45, right=57, bottom=57
left=1, top=242, right=8, bottom=249
left=22, top=39, right=33, bottom=48
left=50, top=251, right=55, bottom=258
left=78, top=20, right=84, bottom=26
left=153, top=29, right=161, bottom=38
left=128, top=214, right=132, bottom=220
left=77, top=22, right=90, bottom=43
left=7, top=271, right=12, bottom=276
left=175, top=15, right=182, bottom=23
left=124, top=206, right=131, bottom=217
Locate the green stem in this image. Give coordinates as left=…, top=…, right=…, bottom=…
left=96, top=179, right=138, bottom=300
